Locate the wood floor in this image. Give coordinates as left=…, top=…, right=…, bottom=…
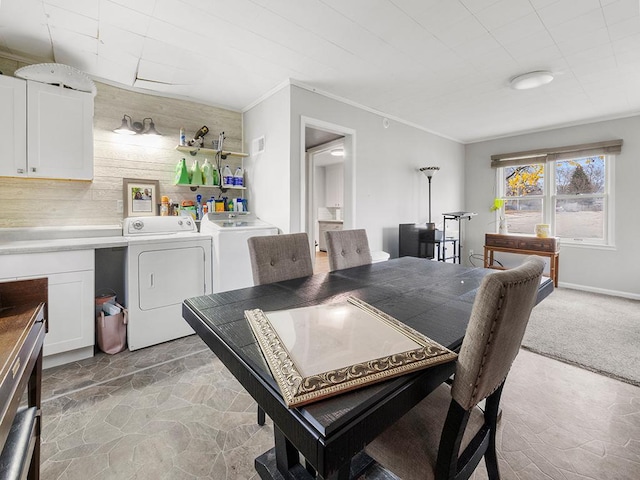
left=314, top=250, right=330, bottom=274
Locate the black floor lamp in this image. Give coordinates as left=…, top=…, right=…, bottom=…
left=419, top=166, right=440, bottom=230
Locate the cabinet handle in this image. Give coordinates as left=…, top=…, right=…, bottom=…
left=149, top=274, right=154, bottom=288
left=31, top=167, right=37, bottom=172
left=17, top=168, right=24, bottom=174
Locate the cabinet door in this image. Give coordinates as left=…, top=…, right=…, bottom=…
left=325, top=164, right=344, bottom=207
left=21, top=270, right=95, bottom=356
left=27, top=81, right=94, bottom=180
left=0, top=75, right=27, bottom=177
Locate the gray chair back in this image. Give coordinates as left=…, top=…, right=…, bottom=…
left=247, top=232, right=314, bottom=285
left=325, top=229, right=373, bottom=271
left=452, top=256, right=545, bottom=410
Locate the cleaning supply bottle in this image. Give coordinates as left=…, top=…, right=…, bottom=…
left=160, top=196, right=169, bottom=216
left=212, top=164, right=220, bottom=186
left=179, top=127, right=186, bottom=146
left=196, top=194, right=203, bottom=220
left=233, top=166, right=244, bottom=187
left=191, top=159, right=203, bottom=185
left=222, top=165, right=233, bottom=187
left=202, top=158, right=214, bottom=185
left=175, top=158, right=190, bottom=184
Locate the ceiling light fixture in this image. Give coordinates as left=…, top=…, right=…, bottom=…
left=114, top=114, right=162, bottom=135
left=510, top=71, right=554, bottom=90
left=330, top=149, right=344, bottom=156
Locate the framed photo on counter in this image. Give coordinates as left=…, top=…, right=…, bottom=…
left=123, top=178, right=159, bottom=217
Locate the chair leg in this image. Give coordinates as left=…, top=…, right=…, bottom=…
left=484, top=438, right=500, bottom=480
left=484, top=384, right=504, bottom=480
left=257, top=406, right=266, bottom=426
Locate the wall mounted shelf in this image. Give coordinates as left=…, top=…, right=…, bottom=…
left=175, top=145, right=248, bottom=158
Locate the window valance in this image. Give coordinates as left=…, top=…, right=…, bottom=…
left=490, top=139, right=623, bottom=169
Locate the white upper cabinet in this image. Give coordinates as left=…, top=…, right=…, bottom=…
left=0, top=77, right=94, bottom=180
left=27, top=80, right=94, bottom=180
left=325, top=163, right=344, bottom=207
left=0, top=75, right=27, bottom=177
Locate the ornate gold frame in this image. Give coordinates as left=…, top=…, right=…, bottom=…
left=245, top=297, right=457, bottom=408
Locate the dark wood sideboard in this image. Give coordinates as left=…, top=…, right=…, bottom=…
left=484, top=233, right=560, bottom=287
left=0, top=278, right=47, bottom=480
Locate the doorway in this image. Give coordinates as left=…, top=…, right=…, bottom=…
left=300, top=117, right=356, bottom=265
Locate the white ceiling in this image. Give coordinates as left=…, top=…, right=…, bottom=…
left=1, top=0, right=639, bottom=143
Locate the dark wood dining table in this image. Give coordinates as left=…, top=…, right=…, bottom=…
left=182, top=257, right=553, bottom=480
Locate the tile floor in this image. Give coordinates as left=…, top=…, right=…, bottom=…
left=39, top=333, right=640, bottom=480
left=38, top=252, right=639, bottom=479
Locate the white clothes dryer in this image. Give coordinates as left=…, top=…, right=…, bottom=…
left=124, top=216, right=212, bottom=350
left=200, top=212, right=278, bottom=293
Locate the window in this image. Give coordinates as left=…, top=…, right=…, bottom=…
left=491, top=140, right=620, bottom=246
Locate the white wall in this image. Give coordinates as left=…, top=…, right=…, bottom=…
left=465, top=116, right=640, bottom=298
left=288, top=85, right=466, bottom=256
left=243, top=86, right=291, bottom=232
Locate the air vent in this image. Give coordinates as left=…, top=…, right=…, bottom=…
left=252, top=136, right=265, bottom=155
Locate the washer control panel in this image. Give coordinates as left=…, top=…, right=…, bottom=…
left=123, top=216, right=197, bottom=236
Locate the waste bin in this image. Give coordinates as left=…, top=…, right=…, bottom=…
left=95, top=292, right=127, bottom=354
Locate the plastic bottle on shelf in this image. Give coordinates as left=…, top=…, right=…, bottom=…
left=175, top=158, right=190, bottom=184
left=191, top=159, right=203, bottom=185
left=222, top=165, right=233, bottom=187
left=212, top=165, right=220, bottom=186
left=202, top=158, right=214, bottom=185
left=179, top=127, right=186, bottom=146
left=233, top=166, right=244, bottom=187
left=196, top=194, right=203, bottom=220
left=160, top=196, right=169, bottom=216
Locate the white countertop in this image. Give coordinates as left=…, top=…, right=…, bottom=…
left=0, top=225, right=127, bottom=255
left=0, top=236, right=128, bottom=255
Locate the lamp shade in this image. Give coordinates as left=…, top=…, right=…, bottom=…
left=143, top=118, right=162, bottom=136
left=419, top=166, right=440, bottom=178
left=113, top=115, right=136, bottom=134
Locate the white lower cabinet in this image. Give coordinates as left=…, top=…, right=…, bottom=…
left=0, top=250, right=95, bottom=367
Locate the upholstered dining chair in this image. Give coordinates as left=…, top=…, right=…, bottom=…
left=247, top=232, right=314, bottom=285
left=247, top=232, right=314, bottom=425
left=364, top=256, right=545, bottom=480
left=325, top=229, right=373, bottom=271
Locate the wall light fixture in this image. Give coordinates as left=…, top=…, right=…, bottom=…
left=114, top=115, right=162, bottom=135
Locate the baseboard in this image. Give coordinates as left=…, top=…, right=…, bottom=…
left=558, top=282, right=640, bottom=301
left=43, top=346, right=94, bottom=369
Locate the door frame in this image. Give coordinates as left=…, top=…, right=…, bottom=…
left=300, top=116, right=356, bottom=257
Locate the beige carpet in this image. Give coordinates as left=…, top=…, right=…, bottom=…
left=522, top=287, right=640, bottom=386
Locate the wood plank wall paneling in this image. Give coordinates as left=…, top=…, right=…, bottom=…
left=0, top=57, right=244, bottom=228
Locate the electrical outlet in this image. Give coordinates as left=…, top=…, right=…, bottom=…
left=117, top=199, right=123, bottom=213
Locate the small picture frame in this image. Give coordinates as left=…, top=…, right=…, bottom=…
left=123, top=178, right=160, bottom=217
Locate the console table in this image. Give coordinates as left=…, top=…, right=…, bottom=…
left=0, top=278, right=47, bottom=480
left=484, top=233, right=560, bottom=287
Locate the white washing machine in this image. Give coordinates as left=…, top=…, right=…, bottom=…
left=200, top=212, right=278, bottom=293
left=124, top=216, right=212, bottom=350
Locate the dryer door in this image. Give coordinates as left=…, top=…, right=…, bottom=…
left=138, top=245, right=206, bottom=310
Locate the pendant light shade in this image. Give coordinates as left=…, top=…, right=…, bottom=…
left=113, top=115, right=136, bottom=134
